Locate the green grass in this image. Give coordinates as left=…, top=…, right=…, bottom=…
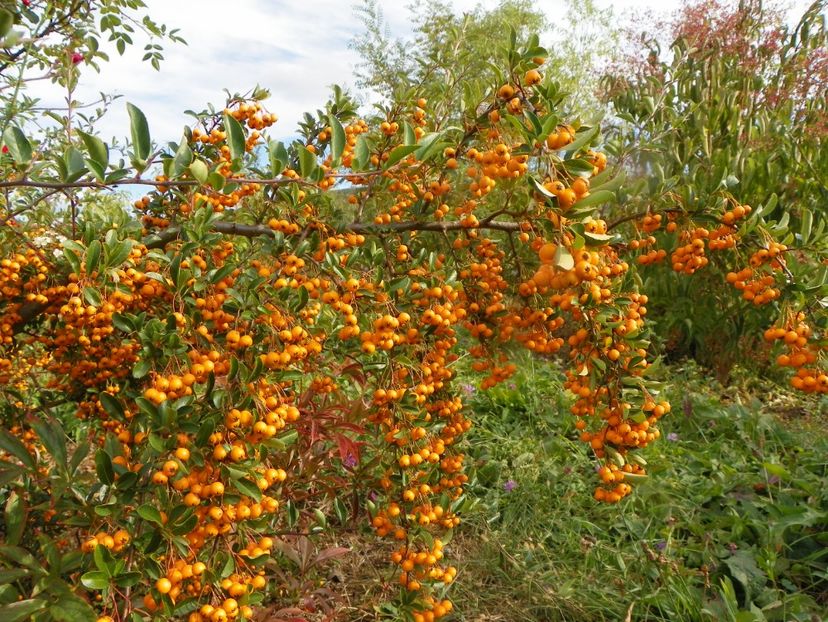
left=449, top=359, right=828, bottom=622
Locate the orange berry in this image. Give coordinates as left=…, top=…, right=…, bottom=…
left=156, top=578, right=172, bottom=594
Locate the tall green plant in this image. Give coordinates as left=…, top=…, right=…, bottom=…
left=601, top=0, right=828, bottom=378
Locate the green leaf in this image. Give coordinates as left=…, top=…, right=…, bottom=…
left=0, top=9, right=13, bottom=39
left=562, top=158, right=596, bottom=174
left=111, top=313, right=133, bottom=333
left=98, top=393, right=124, bottom=418
left=63, top=147, right=87, bottom=182
left=105, top=240, right=134, bottom=268
left=753, top=193, right=778, bottom=220
left=763, top=462, right=790, bottom=480
left=582, top=231, right=618, bottom=246
left=4, top=492, right=24, bottom=546
left=172, top=598, right=202, bottom=616
left=0, top=598, right=48, bottom=622
left=82, top=286, right=102, bottom=307
left=0, top=430, right=36, bottom=470
left=414, top=132, right=446, bottom=161
left=297, top=144, right=317, bottom=177
left=137, top=504, right=164, bottom=525
left=572, top=190, right=615, bottom=210
left=172, top=137, right=193, bottom=177
left=0, top=545, right=43, bottom=571
left=69, top=441, right=90, bottom=476
left=127, top=103, right=151, bottom=166
left=48, top=595, right=97, bottom=622
left=233, top=477, right=262, bottom=502
left=403, top=121, right=416, bottom=146
left=189, top=159, right=208, bottom=184
left=554, top=246, right=574, bottom=271
left=31, top=418, right=67, bottom=471
left=132, top=359, right=151, bottom=379
left=353, top=135, right=370, bottom=171
left=84, top=240, right=101, bottom=275
left=800, top=209, right=812, bottom=244
left=2, top=127, right=32, bottom=165
left=80, top=570, right=109, bottom=590
left=63, top=248, right=80, bottom=274
left=116, top=471, right=139, bottom=491
left=0, top=569, right=28, bottom=584
left=114, top=571, right=142, bottom=588
left=268, top=140, right=288, bottom=176
left=0, top=462, right=22, bottom=487
left=93, top=544, right=115, bottom=576
left=564, top=125, right=599, bottom=155
left=219, top=553, right=235, bottom=578
left=329, top=115, right=346, bottom=166
left=590, top=170, right=626, bottom=194
left=223, top=113, right=246, bottom=163
left=207, top=171, right=225, bottom=190
left=94, top=450, right=115, bottom=485
left=384, top=145, right=418, bottom=169
left=334, top=497, right=348, bottom=524
left=77, top=130, right=109, bottom=168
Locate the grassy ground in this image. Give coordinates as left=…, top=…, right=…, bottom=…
left=256, top=359, right=828, bottom=621
left=449, top=359, right=828, bottom=622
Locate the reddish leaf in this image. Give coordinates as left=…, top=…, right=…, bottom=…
left=336, top=434, right=360, bottom=465
left=314, top=546, right=350, bottom=565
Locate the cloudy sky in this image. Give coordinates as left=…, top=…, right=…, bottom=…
left=48, top=0, right=813, bottom=145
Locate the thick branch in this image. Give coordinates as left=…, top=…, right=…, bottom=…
left=213, top=218, right=520, bottom=238
left=146, top=218, right=521, bottom=249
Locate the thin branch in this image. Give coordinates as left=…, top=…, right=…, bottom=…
left=145, top=218, right=521, bottom=249
left=0, top=177, right=297, bottom=191
left=607, top=207, right=694, bottom=231
left=0, top=169, right=385, bottom=192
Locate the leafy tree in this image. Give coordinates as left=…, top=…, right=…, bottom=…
left=350, top=0, right=616, bottom=117
left=601, top=0, right=827, bottom=379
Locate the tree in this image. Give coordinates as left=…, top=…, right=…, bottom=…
left=601, top=0, right=828, bottom=380
left=0, top=1, right=824, bottom=621
left=350, top=0, right=617, bottom=118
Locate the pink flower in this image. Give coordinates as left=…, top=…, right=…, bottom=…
left=71, top=52, right=84, bottom=65
left=1, top=145, right=8, bottom=154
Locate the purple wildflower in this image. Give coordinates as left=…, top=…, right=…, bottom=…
left=667, top=432, right=679, bottom=442
left=460, top=383, right=476, bottom=395
left=343, top=453, right=358, bottom=468
left=503, top=479, right=517, bottom=492
left=655, top=540, right=667, bottom=551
